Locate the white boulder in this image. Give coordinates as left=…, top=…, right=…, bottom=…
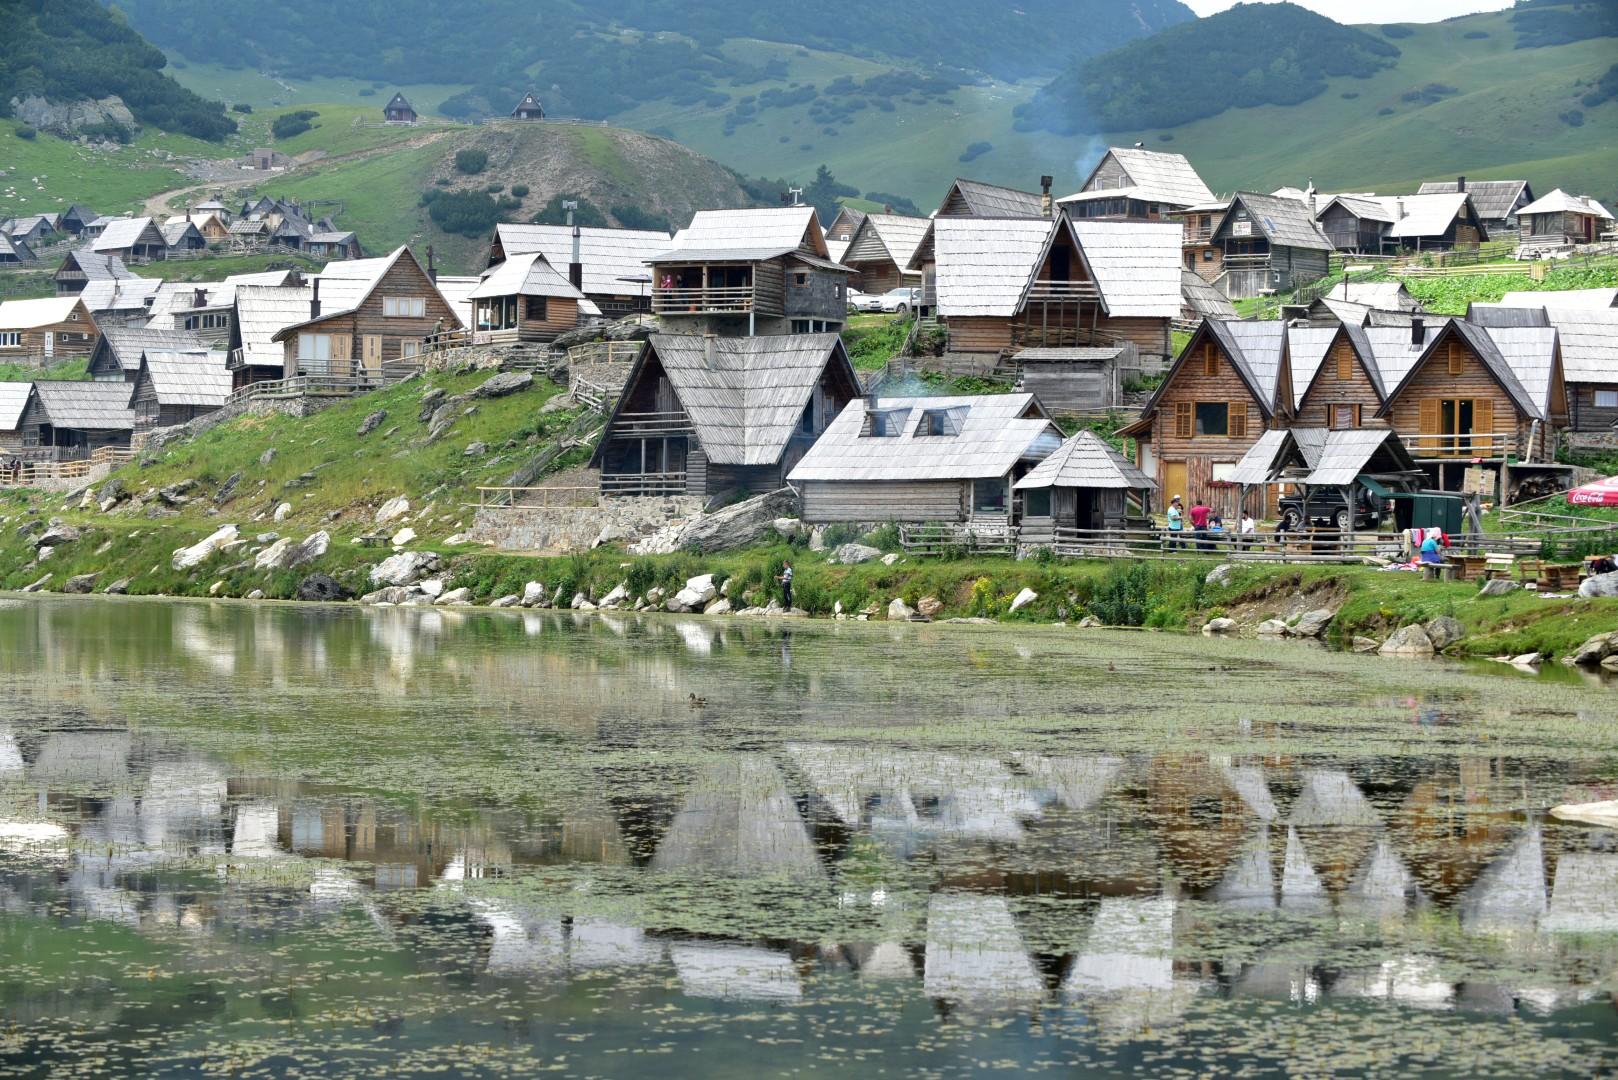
left=391, top=526, right=417, bottom=547
left=172, top=525, right=239, bottom=571
left=1009, top=587, right=1039, bottom=612
left=374, top=496, right=410, bottom=525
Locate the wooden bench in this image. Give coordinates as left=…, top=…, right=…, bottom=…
left=1445, top=554, right=1488, bottom=582
left=1483, top=553, right=1516, bottom=580
left=1422, top=562, right=1457, bottom=582
left=1515, top=557, right=1542, bottom=586
left=356, top=533, right=392, bottom=547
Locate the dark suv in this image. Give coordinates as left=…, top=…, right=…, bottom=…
left=1278, top=486, right=1384, bottom=532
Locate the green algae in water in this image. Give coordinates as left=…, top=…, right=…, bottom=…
left=0, top=596, right=1615, bottom=1077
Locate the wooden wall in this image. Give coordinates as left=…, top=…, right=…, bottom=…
left=754, top=258, right=786, bottom=317
left=801, top=480, right=967, bottom=523
left=1570, top=383, right=1618, bottom=432
left=1084, top=153, right=1129, bottom=192
left=515, top=296, right=579, bottom=342
left=1143, top=337, right=1269, bottom=505
left=1293, top=336, right=1385, bottom=427
left=281, top=257, right=457, bottom=376
left=0, top=306, right=99, bottom=363
left=1385, top=335, right=1534, bottom=459
left=947, top=317, right=1015, bottom=354
left=1097, top=316, right=1172, bottom=359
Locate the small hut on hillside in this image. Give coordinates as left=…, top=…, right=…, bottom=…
left=129, top=349, right=231, bottom=431
left=511, top=92, right=546, bottom=120
left=383, top=93, right=418, bottom=124
left=466, top=252, right=600, bottom=342
left=1013, top=430, right=1155, bottom=540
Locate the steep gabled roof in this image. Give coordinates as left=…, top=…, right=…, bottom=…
left=1385, top=192, right=1479, bottom=239
left=160, top=221, right=204, bottom=247
left=1072, top=147, right=1215, bottom=208
left=1537, top=308, right=1618, bottom=384
left=96, top=325, right=210, bottom=374
left=91, top=216, right=164, bottom=253
left=937, top=178, right=1045, bottom=218
left=1067, top=221, right=1181, bottom=317
left=491, top=223, right=669, bottom=295
left=273, top=246, right=460, bottom=340
left=134, top=349, right=231, bottom=408
left=1221, top=192, right=1333, bottom=250
left=653, top=206, right=827, bottom=263
left=1416, top=180, right=1532, bottom=221
left=510, top=91, right=545, bottom=116
left=234, top=284, right=313, bottom=368
left=788, top=393, right=1061, bottom=482
left=385, top=92, right=415, bottom=112
left=466, top=251, right=601, bottom=314
left=1482, top=325, right=1561, bottom=419
left=1317, top=194, right=1395, bottom=224
left=0, top=382, right=33, bottom=430
left=1290, top=323, right=1385, bottom=410
left=1181, top=271, right=1238, bottom=320
left=1014, top=430, right=1155, bottom=491
left=598, top=334, right=856, bottom=468
left=841, top=214, right=930, bottom=273
left=0, top=233, right=34, bottom=262
left=1375, top=319, right=1540, bottom=420
left=0, top=297, right=82, bottom=330
left=79, top=276, right=164, bottom=313
left=1519, top=189, right=1615, bottom=220
left=59, top=250, right=134, bottom=281
left=31, top=380, right=134, bottom=430
left=1134, top=318, right=1287, bottom=426
left=922, top=217, right=1055, bottom=317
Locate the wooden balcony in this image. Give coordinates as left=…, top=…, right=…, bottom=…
left=1024, top=281, right=1101, bottom=303
left=652, top=286, right=755, bottom=315
left=611, top=411, right=695, bottom=437
left=1401, top=432, right=1521, bottom=460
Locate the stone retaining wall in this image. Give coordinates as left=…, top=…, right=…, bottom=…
left=468, top=496, right=706, bottom=553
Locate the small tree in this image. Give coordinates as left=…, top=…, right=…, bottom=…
left=510, top=183, right=530, bottom=198
left=454, top=148, right=489, bottom=175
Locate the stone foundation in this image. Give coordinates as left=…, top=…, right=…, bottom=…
left=468, top=495, right=707, bottom=553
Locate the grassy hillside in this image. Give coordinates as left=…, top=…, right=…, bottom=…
left=0, top=122, right=226, bottom=219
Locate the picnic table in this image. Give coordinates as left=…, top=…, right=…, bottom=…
left=1444, top=553, right=1489, bottom=582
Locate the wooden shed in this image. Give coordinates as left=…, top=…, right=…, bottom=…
left=91, top=217, right=168, bottom=261
left=466, top=251, right=601, bottom=343
left=129, top=349, right=231, bottom=431
left=1013, top=347, right=1128, bottom=413
left=1417, top=178, right=1534, bottom=234
left=3, top=215, right=55, bottom=247
left=1385, top=192, right=1487, bottom=252
left=1014, top=430, right=1156, bottom=540
left=161, top=220, right=207, bottom=254
left=788, top=392, right=1064, bottom=524
left=59, top=205, right=100, bottom=236
left=1315, top=195, right=1394, bottom=254
left=0, top=297, right=99, bottom=363
left=1059, top=147, right=1216, bottom=222
left=1208, top=192, right=1333, bottom=299
left=0, top=232, right=34, bottom=266
left=383, top=93, right=418, bottom=124
left=87, top=325, right=210, bottom=383
left=593, top=333, right=860, bottom=498
left=18, top=380, right=134, bottom=454
left=510, top=92, right=546, bottom=120
left=839, top=213, right=928, bottom=294
left=54, top=250, right=133, bottom=296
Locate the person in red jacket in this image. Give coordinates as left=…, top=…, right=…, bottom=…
left=1188, top=498, right=1212, bottom=550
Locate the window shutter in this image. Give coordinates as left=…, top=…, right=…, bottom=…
left=1473, top=398, right=1494, bottom=456
left=1336, top=346, right=1353, bottom=381
left=1448, top=342, right=1464, bottom=376
left=1228, top=400, right=1247, bottom=439
left=1418, top=397, right=1439, bottom=452
left=1174, top=401, right=1193, bottom=439
left=1203, top=345, right=1218, bottom=376
left=1353, top=403, right=1361, bottom=428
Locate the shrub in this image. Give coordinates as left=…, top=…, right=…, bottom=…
left=418, top=188, right=441, bottom=207
left=1382, top=24, right=1414, bottom=39
left=510, top=183, right=529, bottom=198
left=454, top=148, right=489, bottom=175
left=80, top=121, right=131, bottom=143
left=426, top=189, right=504, bottom=237
left=611, top=204, right=671, bottom=232
left=1157, top=133, right=1174, bottom=141
left=1340, top=91, right=1359, bottom=100
left=1559, top=109, right=1585, bottom=127
left=485, top=183, right=504, bottom=194
left=271, top=109, right=318, bottom=140
left=358, top=88, right=376, bottom=97
left=231, top=103, right=253, bottom=114
left=1088, top=563, right=1152, bottom=627
left=1378, top=106, right=1396, bottom=116
left=862, top=523, right=901, bottom=551
left=14, top=125, right=35, bottom=140
left=958, top=141, right=992, bottom=163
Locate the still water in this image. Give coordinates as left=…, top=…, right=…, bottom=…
left=0, top=596, right=1615, bottom=1077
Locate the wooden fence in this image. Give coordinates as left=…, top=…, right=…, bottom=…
left=0, top=447, right=133, bottom=487
left=476, top=485, right=601, bottom=509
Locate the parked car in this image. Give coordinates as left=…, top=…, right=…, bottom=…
left=846, top=289, right=879, bottom=312
left=1278, top=483, right=1387, bottom=532
left=874, top=287, right=920, bottom=314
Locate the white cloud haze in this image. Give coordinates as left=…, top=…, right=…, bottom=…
left=1183, top=0, right=1513, bottom=21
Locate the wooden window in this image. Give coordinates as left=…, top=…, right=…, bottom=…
left=1595, top=390, right=1618, bottom=409
left=1447, top=342, right=1464, bottom=376
left=791, top=271, right=808, bottom=287
left=1228, top=401, right=1248, bottom=439
left=400, top=341, right=421, bottom=359
left=525, top=296, right=547, bottom=321
left=1202, top=345, right=1218, bottom=376
left=1336, top=347, right=1353, bottom=381
left=1174, top=401, right=1193, bottom=439
left=0, top=332, right=20, bottom=348
left=1195, top=402, right=1229, bottom=436
left=296, top=333, right=332, bottom=361
left=1330, top=404, right=1360, bottom=430
left=382, top=296, right=426, bottom=318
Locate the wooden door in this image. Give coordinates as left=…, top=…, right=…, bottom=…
left=362, top=335, right=383, bottom=376
left=1162, top=461, right=1188, bottom=507
left=43, top=332, right=53, bottom=359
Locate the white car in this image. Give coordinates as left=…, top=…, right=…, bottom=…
left=874, top=287, right=920, bottom=314
left=847, top=289, right=880, bottom=312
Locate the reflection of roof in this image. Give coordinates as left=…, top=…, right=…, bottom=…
left=926, top=893, right=1046, bottom=1005
left=648, top=758, right=821, bottom=876
left=1015, top=430, right=1155, bottom=491
left=789, top=393, right=1061, bottom=482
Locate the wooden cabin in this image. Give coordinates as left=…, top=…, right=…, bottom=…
left=935, top=178, right=1045, bottom=218
left=510, top=92, right=546, bottom=120
left=16, top=380, right=134, bottom=455
left=383, top=93, right=418, bottom=124
left=1208, top=192, right=1333, bottom=300
left=1287, top=323, right=1386, bottom=430
left=168, top=212, right=230, bottom=244
left=1316, top=195, right=1394, bottom=254
left=824, top=207, right=865, bottom=245
left=1165, top=201, right=1229, bottom=282
left=0, top=382, right=35, bottom=451
left=1468, top=305, right=1617, bottom=437
left=911, top=216, right=1179, bottom=360
left=269, top=247, right=462, bottom=378
left=466, top=252, right=600, bottom=343
left=59, top=205, right=100, bottom=237
left=161, top=220, right=207, bottom=254
left=91, top=217, right=168, bottom=261
left=88, top=325, right=210, bottom=383
left=129, top=349, right=231, bottom=432
left=1059, top=147, right=1216, bottom=222
left=306, top=231, right=362, bottom=260
left=241, top=148, right=293, bottom=171
left=1013, top=430, right=1156, bottom=541
left=227, top=217, right=272, bottom=249
left=649, top=207, right=849, bottom=336
left=1417, top=178, right=1534, bottom=235
left=593, top=333, right=860, bottom=498
left=228, top=284, right=313, bottom=389
left=1013, top=346, right=1129, bottom=413
left=1385, top=193, right=1487, bottom=253
left=0, top=297, right=99, bottom=364
left=838, top=213, right=928, bottom=294
left=488, top=223, right=669, bottom=316
left=3, top=215, right=57, bottom=247
left=1517, top=189, right=1615, bottom=247
left=0, top=233, right=34, bottom=266
left=789, top=392, right=1063, bottom=524
left=1118, top=319, right=1290, bottom=513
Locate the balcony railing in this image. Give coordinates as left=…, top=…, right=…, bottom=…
left=610, top=411, right=695, bottom=437
left=1024, top=281, right=1101, bottom=303
left=652, top=286, right=755, bottom=315
left=1221, top=254, right=1273, bottom=269
left=600, top=471, right=688, bottom=496
left=1401, top=432, right=1521, bottom=459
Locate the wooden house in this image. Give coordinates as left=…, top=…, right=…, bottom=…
left=1059, top=147, right=1216, bottom=222
left=142, top=270, right=294, bottom=348
left=510, top=92, right=546, bottom=120
left=466, top=252, right=600, bottom=343
left=838, top=213, right=928, bottom=294
left=910, top=216, right=1180, bottom=359
left=1315, top=195, right=1395, bottom=254
left=78, top=276, right=163, bottom=324
left=383, top=93, right=418, bottom=124
left=59, top=205, right=100, bottom=237
left=1517, top=189, right=1615, bottom=247
left=1165, top=200, right=1229, bottom=281
left=3, top=215, right=57, bottom=247
left=1207, top=192, right=1332, bottom=300
left=0, top=382, right=35, bottom=451
left=593, top=333, right=860, bottom=498
left=824, top=206, right=865, bottom=265
left=0, top=233, right=34, bottom=266
left=227, top=217, right=272, bottom=249
left=788, top=392, right=1064, bottom=524
left=649, top=207, right=850, bottom=336
left=129, top=349, right=231, bottom=431
left=488, top=223, right=670, bottom=315
left=1384, top=192, right=1487, bottom=252
left=88, top=325, right=210, bottom=383
left=1118, top=318, right=1290, bottom=510
left=935, top=178, right=1045, bottom=218
left=1468, top=304, right=1618, bottom=436
left=0, top=297, right=99, bottom=363
left=1013, top=430, right=1156, bottom=540
left=269, top=247, right=462, bottom=378
left=17, top=380, right=134, bottom=454
left=305, top=231, right=362, bottom=260
left=193, top=199, right=231, bottom=222
left=91, top=217, right=168, bottom=261
left=241, top=148, right=293, bottom=171
left=161, top=220, right=207, bottom=254
left=1417, top=178, right=1534, bottom=235
left=1286, top=322, right=1386, bottom=430
left=228, top=284, right=313, bottom=389
left=167, top=212, right=230, bottom=244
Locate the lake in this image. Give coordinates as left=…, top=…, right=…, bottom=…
left=1, top=596, right=1615, bottom=1077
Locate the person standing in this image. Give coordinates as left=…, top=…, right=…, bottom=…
left=1165, top=496, right=1184, bottom=549
left=1240, top=512, right=1256, bottom=551
left=1189, top=497, right=1212, bottom=551
left=777, top=560, right=794, bottom=611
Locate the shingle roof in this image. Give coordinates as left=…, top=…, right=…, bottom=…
left=79, top=276, right=163, bottom=312
left=1226, top=192, right=1333, bottom=250
left=145, top=270, right=295, bottom=324
left=1482, top=325, right=1560, bottom=418
left=1385, top=193, right=1474, bottom=239
left=925, top=217, right=1054, bottom=317
left=1325, top=281, right=1419, bottom=311
left=1227, top=429, right=1293, bottom=485
left=1320, top=194, right=1396, bottom=224
left=612, top=334, right=853, bottom=467
left=1539, top=309, right=1618, bottom=383
left=31, top=380, right=134, bottom=430
left=1306, top=428, right=1415, bottom=486
left=492, top=223, right=669, bottom=295
left=1518, top=189, right=1615, bottom=220
left=0, top=297, right=81, bottom=330
left=273, top=247, right=452, bottom=340
left=234, top=284, right=312, bottom=368
left=0, top=233, right=33, bottom=261
left=652, top=207, right=824, bottom=263
left=1286, top=326, right=1339, bottom=409
left=61, top=251, right=134, bottom=281
left=160, top=221, right=202, bottom=247
left=1013, top=429, right=1155, bottom=491
left=1375, top=321, right=1540, bottom=421
left=308, top=230, right=356, bottom=245
left=1066, top=221, right=1181, bottom=317
left=1497, top=288, right=1617, bottom=310
left=1075, top=148, right=1215, bottom=208
left=91, top=217, right=162, bottom=253
left=940, top=178, right=1046, bottom=218
left=1231, top=427, right=1411, bottom=487
left=467, top=251, right=601, bottom=314
left=0, top=382, right=33, bottom=430
left=136, top=349, right=231, bottom=408
left=1211, top=319, right=1289, bottom=410
left=1416, top=180, right=1531, bottom=221
left=98, top=325, right=210, bottom=373
left=842, top=214, right=930, bottom=272
left=431, top=275, right=480, bottom=331
left=788, top=393, right=1061, bottom=482
left=1361, top=320, right=1444, bottom=392
left=1181, top=271, right=1238, bottom=320
left=228, top=218, right=270, bottom=235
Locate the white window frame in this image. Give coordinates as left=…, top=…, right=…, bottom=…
left=1596, top=389, right=1618, bottom=409
left=383, top=296, right=426, bottom=318
left=0, top=332, right=20, bottom=348
left=297, top=332, right=333, bottom=361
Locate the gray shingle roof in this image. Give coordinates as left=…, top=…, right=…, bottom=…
left=98, top=325, right=210, bottom=373
left=1286, top=326, right=1339, bottom=410
left=160, top=221, right=202, bottom=247
left=1013, top=429, right=1154, bottom=491
left=1539, top=309, right=1618, bottom=383
left=1319, top=194, right=1396, bottom=225
left=1519, top=189, right=1615, bottom=220
left=0, top=233, right=33, bottom=261
left=1226, top=192, right=1333, bottom=250
left=61, top=251, right=133, bottom=281
left=1385, top=193, right=1475, bottom=239
left=0, top=297, right=81, bottom=330
left=1416, top=180, right=1531, bottom=221
left=616, top=334, right=854, bottom=467
left=1231, top=427, right=1412, bottom=487
left=1181, top=271, right=1238, bottom=320
left=1306, top=428, right=1415, bottom=486
left=91, top=217, right=163, bottom=253
left=1326, top=282, right=1418, bottom=312
left=492, top=224, right=670, bottom=295
left=940, top=179, right=1045, bottom=218
left=1497, top=288, right=1617, bottom=310
left=1066, top=221, right=1181, bottom=318
left=1228, top=430, right=1293, bottom=485
left=234, top=284, right=313, bottom=368
left=926, top=217, right=1054, bottom=317
left=467, top=251, right=601, bottom=314
left=789, top=393, right=1061, bottom=482
left=1076, top=148, right=1215, bottom=208
left=1212, top=319, right=1289, bottom=410
left=32, top=380, right=134, bottom=430
left=1483, top=325, right=1560, bottom=418
left=842, top=214, right=930, bottom=271
left=655, top=207, right=824, bottom=264
left=0, top=382, right=33, bottom=430
left=136, top=349, right=231, bottom=408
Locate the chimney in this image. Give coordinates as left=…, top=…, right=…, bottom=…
left=1396, top=198, right=1406, bottom=220
left=426, top=245, right=437, bottom=284
left=570, top=223, right=583, bottom=289
left=310, top=278, right=321, bottom=321
left=1040, top=175, right=1053, bottom=218
left=1410, top=316, right=1424, bottom=346
left=1456, top=175, right=1466, bottom=193
left=703, top=332, right=716, bottom=370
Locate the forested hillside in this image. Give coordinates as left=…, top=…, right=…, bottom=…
left=1019, top=3, right=1400, bottom=135
left=116, top=0, right=1192, bottom=119
left=0, top=0, right=234, bottom=140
